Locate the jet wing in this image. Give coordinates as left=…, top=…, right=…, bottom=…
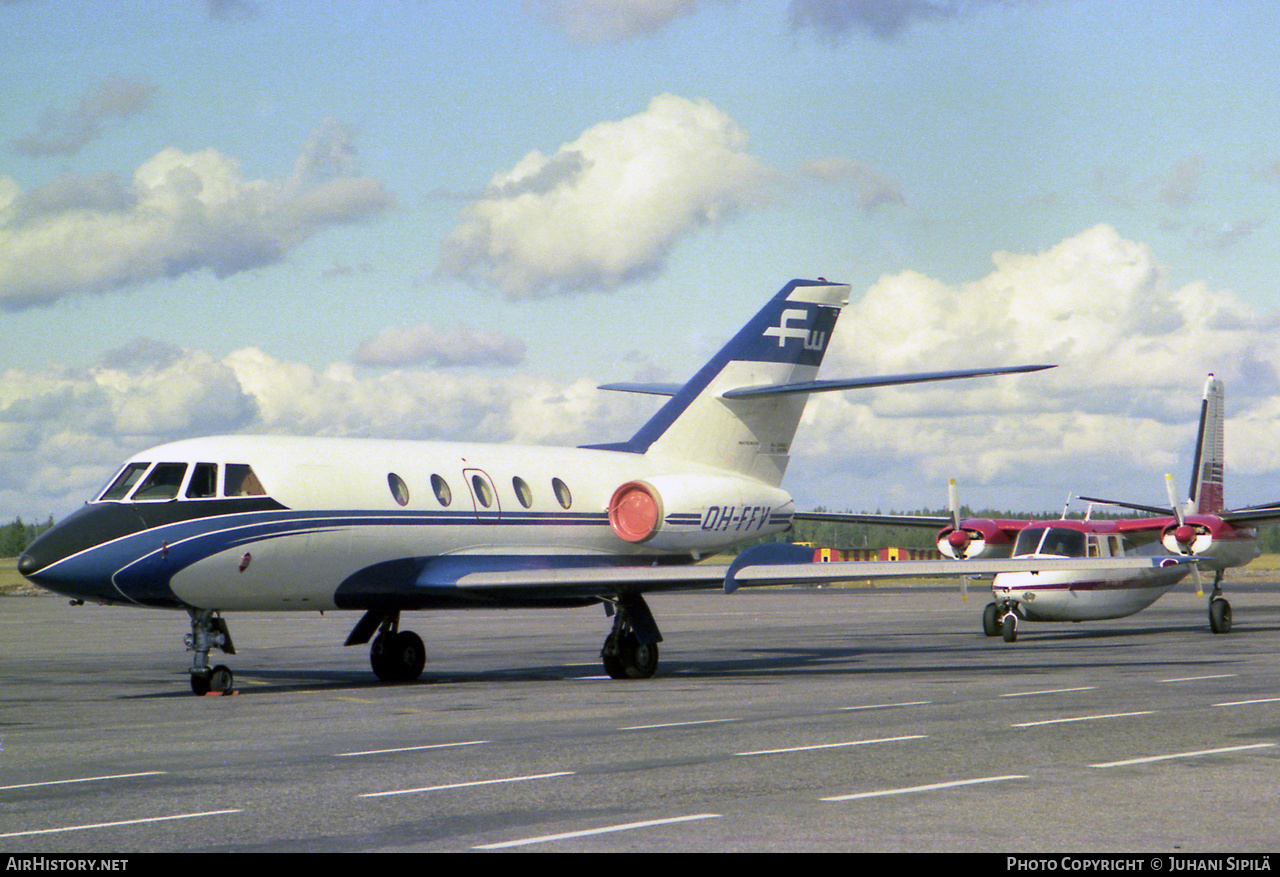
left=448, top=544, right=1197, bottom=597
left=793, top=511, right=952, bottom=529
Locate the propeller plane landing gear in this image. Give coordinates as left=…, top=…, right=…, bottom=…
left=601, top=595, right=662, bottom=679
left=186, top=609, right=235, bottom=695
left=983, top=601, right=1019, bottom=642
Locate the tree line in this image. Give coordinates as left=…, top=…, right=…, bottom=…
left=1, top=517, right=55, bottom=557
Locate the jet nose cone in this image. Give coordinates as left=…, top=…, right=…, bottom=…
left=17, top=549, right=41, bottom=577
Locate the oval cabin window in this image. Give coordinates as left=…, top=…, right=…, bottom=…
left=388, top=473, right=410, bottom=507
left=431, top=474, right=452, bottom=506
left=552, top=477, right=572, bottom=509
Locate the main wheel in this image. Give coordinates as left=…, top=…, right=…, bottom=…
left=620, top=632, right=659, bottom=679
left=1209, top=598, right=1232, bottom=634
left=982, top=603, right=1001, bottom=637
left=371, top=630, right=426, bottom=682
left=601, top=632, right=626, bottom=679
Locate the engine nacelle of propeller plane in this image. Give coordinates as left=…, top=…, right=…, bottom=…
left=1161, top=515, right=1231, bottom=556
left=937, top=519, right=1013, bottom=560
left=607, top=474, right=793, bottom=553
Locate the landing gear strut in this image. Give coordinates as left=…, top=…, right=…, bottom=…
left=186, top=609, right=235, bottom=695
left=601, top=595, right=662, bottom=679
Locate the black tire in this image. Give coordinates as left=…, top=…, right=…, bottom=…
left=982, top=603, right=1001, bottom=637
left=190, top=672, right=211, bottom=696
left=1209, top=598, right=1232, bottom=634
left=621, top=633, right=659, bottom=679
left=371, top=630, right=426, bottom=682
left=601, top=633, right=627, bottom=679
left=208, top=664, right=234, bottom=694
left=1001, top=613, right=1018, bottom=643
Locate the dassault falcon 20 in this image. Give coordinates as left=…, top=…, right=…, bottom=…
left=19, top=278, right=1195, bottom=694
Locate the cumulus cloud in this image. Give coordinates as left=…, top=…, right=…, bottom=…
left=788, top=224, right=1280, bottom=512
left=11, top=78, right=155, bottom=158
left=538, top=0, right=729, bottom=43
left=0, top=119, right=393, bottom=311
left=437, top=94, right=777, bottom=298
left=354, top=323, right=526, bottom=368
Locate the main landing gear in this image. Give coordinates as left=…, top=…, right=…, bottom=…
left=983, top=601, right=1019, bottom=643
left=1208, top=572, right=1232, bottom=634
left=346, top=610, right=426, bottom=683
left=187, top=609, right=236, bottom=695
left=601, top=594, right=662, bottom=679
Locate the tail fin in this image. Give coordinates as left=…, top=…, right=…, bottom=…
left=1187, top=374, right=1225, bottom=514
left=594, top=279, right=849, bottom=485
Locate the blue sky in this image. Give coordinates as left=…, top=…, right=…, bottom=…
left=4, top=0, right=1280, bottom=522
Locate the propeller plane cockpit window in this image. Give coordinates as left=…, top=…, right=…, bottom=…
left=1012, top=526, right=1087, bottom=558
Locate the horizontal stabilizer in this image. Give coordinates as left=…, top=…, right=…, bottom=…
left=597, top=382, right=681, bottom=397
left=719, top=364, right=1054, bottom=399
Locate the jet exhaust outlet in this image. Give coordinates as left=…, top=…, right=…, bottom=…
left=609, top=481, right=661, bottom=543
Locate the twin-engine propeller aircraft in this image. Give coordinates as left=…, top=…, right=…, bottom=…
left=19, top=278, right=1196, bottom=694
left=797, top=375, right=1280, bottom=641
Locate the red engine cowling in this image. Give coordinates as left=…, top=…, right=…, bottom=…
left=1161, top=515, right=1226, bottom=556
left=937, top=519, right=1012, bottom=560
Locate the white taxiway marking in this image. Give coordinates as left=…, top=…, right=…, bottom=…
left=839, top=700, right=932, bottom=711
left=359, top=771, right=574, bottom=797
left=619, top=719, right=737, bottom=731
left=0, top=809, right=242, bottom=839
left=1012, top=710, right=1154, bottom=728
left=1000, top=686, right=1097, bottom=698
left=1212, top=696, right=1280, bottom=707
left=0, top=771, right=167, bottom=792
left=335, top=741, right=487, bottom=757
left=1090, top=743, right=1276, bottom=769
left=737, top=735, right=926, bottom=757
left=1160, top=673, right=1237, bottom=683
left=473, top=813, right=722, bottom=849
left=822, top=775, right=1028, bottom=802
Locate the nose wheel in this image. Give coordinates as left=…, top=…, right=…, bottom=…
left=983, top=601, right=1019, bottom=641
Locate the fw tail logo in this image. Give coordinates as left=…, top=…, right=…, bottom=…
left=763, top=308, right=827, bottom=351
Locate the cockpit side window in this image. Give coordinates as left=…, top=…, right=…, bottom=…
left=1013, top=527, right=1047, bottom=557
left=132, top=463, right=189, bottom=501
left=1042, top=528, right=1086, bottom=558
left=225, top=464, right=267, bottom=497
left=99, top=462, right=150, bottom=501
left=186, top=463, right=218, bottom=499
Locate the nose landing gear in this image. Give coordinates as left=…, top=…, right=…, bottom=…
left=186, top=609, right=235, bottom=695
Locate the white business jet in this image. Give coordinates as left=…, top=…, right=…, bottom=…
left=19, top=279, right=1193, bottom=693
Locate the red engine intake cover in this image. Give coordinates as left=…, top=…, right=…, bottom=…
left=608, top=482, right=660, bottom=543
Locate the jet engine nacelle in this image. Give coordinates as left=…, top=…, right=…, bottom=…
left=937, top=519, right=1013, bottom=560
left=1161, top=515, right=1228, bottom=556
left=607, top=474, right=793, bottom=553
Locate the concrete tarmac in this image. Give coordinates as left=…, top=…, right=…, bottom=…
left=1, top=583, right=1278, bottom=853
